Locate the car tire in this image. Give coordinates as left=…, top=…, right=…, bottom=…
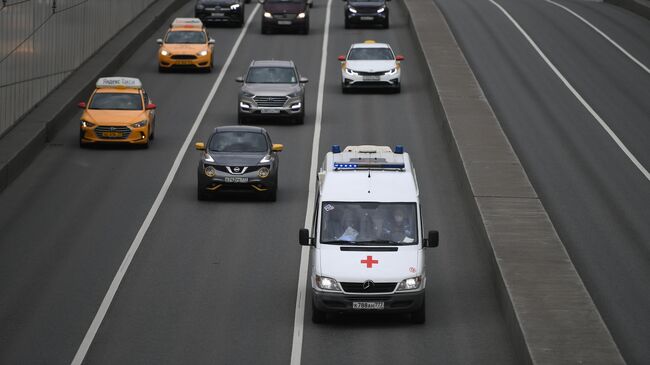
left=197, top=185, right=210, bottom=201
left=341, top=84, right=349, bottom=94
left=262, top=22, right=270, bottom=34
left=383, top=17, right=389, bottom=29
left=238, top=114, right=245, bottom=125
left=394, top=82, right=401, bottom=94
left=264, top=187, right=277, bottom=202
left=411, top=298, right=426, bottom=324
left=158, top=66, right=167, bottom=73
left=301, top=19, right=310, bottom=34
left=312, top=300, right=327, bottom=324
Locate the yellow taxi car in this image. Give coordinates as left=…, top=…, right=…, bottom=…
left=157, top=18, right=215, bottom=72
left=78, top=77, right=157, bottom=148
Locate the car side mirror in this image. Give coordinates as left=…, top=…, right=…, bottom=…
left=424, top=230, right=439, bottom=248
left=195, top=142, right=206, bottom=151
left=235, top=76, right=244, bottom=83
left=272, top=143, right=284, bottom=152
left=77, top=101, right=87, bottom=109
left=146, top=103, right=157, bottom=110
left=299, top=77, right=308, bottom=83
left=337, top=55, right=346, bottom=62
left=156, top=38, right=163, bottom=45
left=299, top=228, right=311, bottom=246
left=396, top=55, right=405, bottom=61
left=208, top=38, right=215, bottom=45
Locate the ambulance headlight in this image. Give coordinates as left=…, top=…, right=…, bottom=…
left=397, top=276, right=422, bottom=291
left=315, top=275, right=341, bottom=291
left=160, top=49, right=170, bottom=56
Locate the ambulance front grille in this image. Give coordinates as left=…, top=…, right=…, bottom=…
left=341, top=282, right=397, bottom=293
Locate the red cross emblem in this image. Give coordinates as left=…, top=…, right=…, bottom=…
left=361, top=255, right=379, bottom=268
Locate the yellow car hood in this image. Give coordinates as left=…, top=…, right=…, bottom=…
left=82, top=109, right=148, bottom=126
left=163, top=43, right=206, bottom=54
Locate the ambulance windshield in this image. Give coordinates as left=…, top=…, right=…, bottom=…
left=320, top=202, right=417, bottom=245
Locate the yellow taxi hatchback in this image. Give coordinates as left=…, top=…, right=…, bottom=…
left=157, top=18, right=215, bottom=72
left=78, top=77, right=157, bottom=148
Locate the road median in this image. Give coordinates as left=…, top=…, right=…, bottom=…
left=401, top=0, right=625, bottom=363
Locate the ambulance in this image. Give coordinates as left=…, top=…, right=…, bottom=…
left=299, top=145, right=439, bottom=323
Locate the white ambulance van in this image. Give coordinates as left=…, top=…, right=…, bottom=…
left=299, top=145, right=439, bottom=323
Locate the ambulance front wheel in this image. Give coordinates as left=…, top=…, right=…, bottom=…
left=312, top=300, right=327, bottom=324
left=411, top=298, right=426, bottom=324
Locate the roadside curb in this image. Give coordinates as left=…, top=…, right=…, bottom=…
left=0, top=0, right=190, bottom=194
left=606, top=0, right=650, bottom=20
left=401, top=0, right=625, bottom=363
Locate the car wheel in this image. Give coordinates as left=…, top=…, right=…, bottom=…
left=302, top=20, right=309, bottom=34
left=341, top=84, right=349, bottom=93
left=262, top=22, right=270, bottom=34
left=394, top=82, right=401, bottom=94
left=411, top=298, right=426, bottom=324
left=197, top=185, right=210, bottom=201
left=383, top=17, right=389, bottom=29
left=312, top=300, right=327, bottom=324
left=158, top=66, right=167, bottom=73
left=238, top=114, right=245, bottom=125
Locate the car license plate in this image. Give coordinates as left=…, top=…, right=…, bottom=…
left=363, top=76, right=380, bottom=81
left=278, top=20, right=292, bottom=25
left=102, top=131, right=122, bottom=137
left=211, top=12, right=224, bottom=16
left=225, top=177, right=248, bottom=183
left=261, top=109, right=281, bottom=114
left=360, top=16, right=374, bottom=21
left=353, top=302, right=384, bottom=310
left=175, top=60, right=193, bottom=65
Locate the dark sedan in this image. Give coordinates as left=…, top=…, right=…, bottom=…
left=344, top=0, right=390, bottom=29
left=260, top=0, right=310, bottom=34
left=195, top=0, right=246, bottom=27
left=195, top=126, right=283, bottom=201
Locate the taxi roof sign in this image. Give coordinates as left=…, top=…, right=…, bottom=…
left=171, top=17, right=204, bottom=29
left=363, top=40, right=376, bottom=43
left=96, top=77, right=142, bottom=89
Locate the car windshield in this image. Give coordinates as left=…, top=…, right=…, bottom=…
left=165, top=31, right=206, bottom=44
left=209, top=132, right=268, bottom=153
left=89, top=93, right=142, bottom=110
left=246, top=67, right=297, bottom=84
left=347, top=47, right=394, bottom=60
left=320, top=202, right=418, bottom=245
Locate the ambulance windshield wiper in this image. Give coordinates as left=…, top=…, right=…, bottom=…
left=354, top=240, right=400, bottom=245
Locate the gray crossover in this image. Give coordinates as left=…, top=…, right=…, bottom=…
left=237, top=60, right=308, bottom=124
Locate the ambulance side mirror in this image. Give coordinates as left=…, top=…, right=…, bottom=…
left=424, top=230, right=439, bottom=248
left=299, top=228, right=311, bottom=246
left=235, top=76, right=244, bottom=83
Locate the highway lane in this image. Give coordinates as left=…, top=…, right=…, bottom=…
left=0, top=2, right=246, bottom=363
left=0, top=0, right=518, bottom=364
left=434, top=0, right=650, bottom=363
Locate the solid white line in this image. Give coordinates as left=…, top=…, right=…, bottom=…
left=289, top=0, right=332, bottom=363
left=489, top=0, right=650, bottom=182
left=545, top=0, right=649, bottom=74
left=70, top=5, right=261, bottom=365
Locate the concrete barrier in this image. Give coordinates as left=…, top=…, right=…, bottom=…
left=0, top=0, right=189, bottom=194
left=606, top=0, right=650, bottom=20
left=401, top=0, right=626, bottom=363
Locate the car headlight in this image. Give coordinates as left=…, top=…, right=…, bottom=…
left=385, top=68, right=397, bottom=75
left=80, top=120, right=95, bottom=128
left=315, top=275, right=341, bottom=291
left=345, top=68, right=357, bottom=76
left=348, top=6, right=357, bottom=13
left=197, top=50, right=208, bottom=57
left=131, top=120, right=148, bottom=128
left=239, top=101, right=251, bottom=109
left=196, top=4, right=205, bottom=10
left=297, top=12, right=306, bottom=19
left=264, top=11, right=272, bottom=18
left=204, top=165, right=217, bottom=177
left=160, top=49, right=169, bottom=56
left=259, top=155, right=272, bottom=163
left=290, top=102, right=301, bottom=110
left=397, top=276, right=422, bottom=291
left=377, top=6, right=385, bottom=13
left=203, top=152, right=214, bottom=163
left=258, top=167, right=270, bottom=178
left=230, top=3, right=240, bottom=9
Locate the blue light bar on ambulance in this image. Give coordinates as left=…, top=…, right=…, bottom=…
left=333, top=162, right=405, bottom=169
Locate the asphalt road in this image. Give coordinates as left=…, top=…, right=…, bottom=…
left=434, top=0, right=650, bottom=363
left=0, top=0, right=517, bottom=364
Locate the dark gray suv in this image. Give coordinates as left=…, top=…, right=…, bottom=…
left=237, top=60, right=308, bottom=124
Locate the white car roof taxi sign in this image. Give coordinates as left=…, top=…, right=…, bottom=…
left=96, top=77, right=142, bottom=89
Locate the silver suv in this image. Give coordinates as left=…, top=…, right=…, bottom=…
left=237, top=60, right=308, bottom=124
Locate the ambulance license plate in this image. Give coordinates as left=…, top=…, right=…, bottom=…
left=360, top=16, right=374, bottom=21
left=225, top=177, right=248, bottom=183
left=353, top=302, right=384, bottom=310
left=261, top=109, right=280, bottom=114
left=278, top=20, right=292, bottom=25
left=212, top=12, right=224, bottom=16
left=363, top=76, right=380, bottom=81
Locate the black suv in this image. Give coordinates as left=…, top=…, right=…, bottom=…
left=195, top=126, right=283, bottom=201
left=343, top=0, right=390, bottom=29
left=260, top=0, right=310, bottom=34
left=195, top=0, right=246, bottom=27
